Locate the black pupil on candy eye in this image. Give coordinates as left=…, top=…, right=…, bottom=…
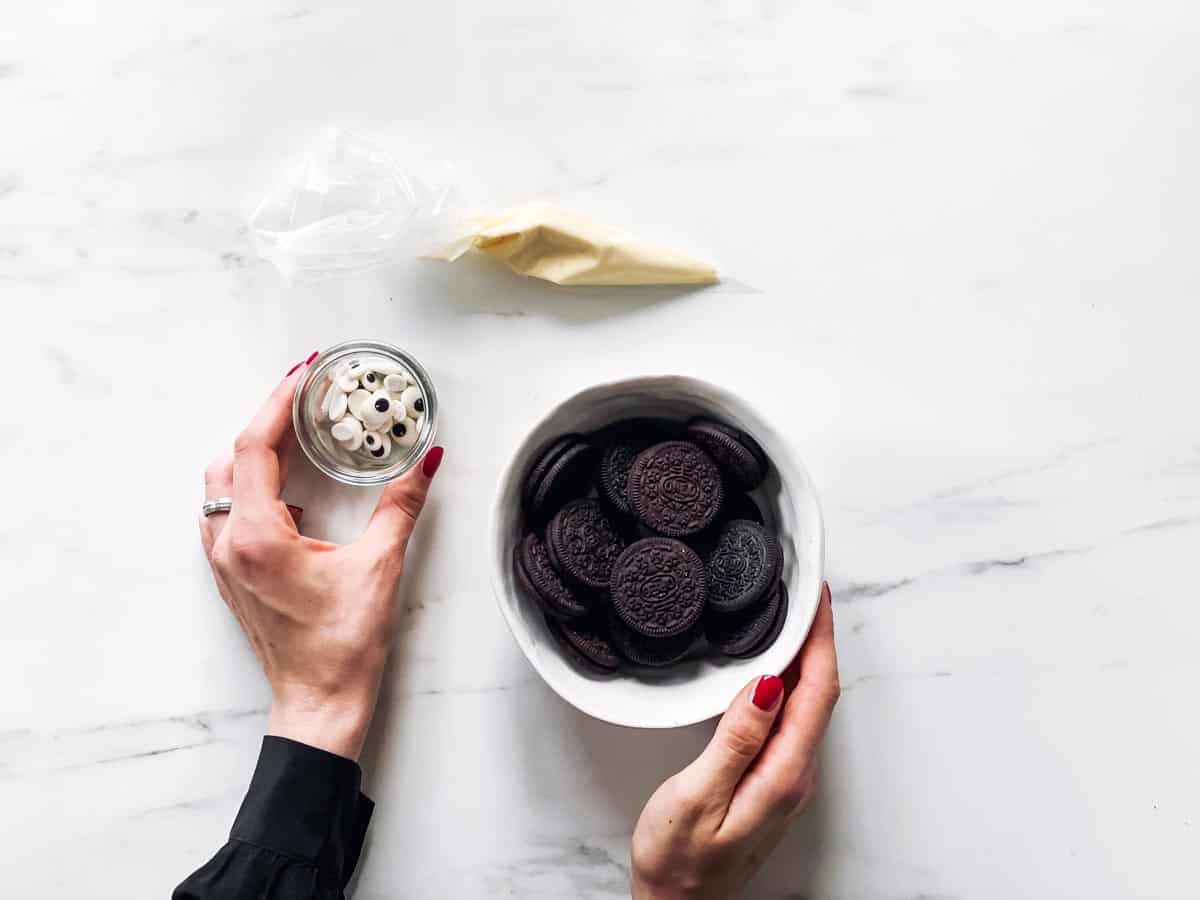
left=392, top=423, right=406, bottom=437
left=374, top=399, right=389, bottom=412
left=413, top=397, right=425, bottom=413
left=371, top=447, right=384, bottom=457
left=365, top=373, right=375, bottom=382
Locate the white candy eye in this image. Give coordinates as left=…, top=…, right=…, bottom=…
left=368, top=389, right=392, bottom=416
left=336, top=374, right=359, bottom=392
left=389, top=417, right=419, bottom=448
left=347, top=389, right=372, bottom=420
left=383, top=373, right=408, bottom=392
left=399, top=386, right=425, bottom=417
left=359, top=390, right=392, bottom=429
left=364, top=430, right=392, bottom=459
left=331, top=416, right=364, bottom=450
left=327, top=362, right=350, bottom=383
left=361, top=370, right=381, bottom=389
left=327, top=390, right=349, bottom=422
left=331, top=417, right=362, bottom=441
left=362, top=357, right=404, bottom=375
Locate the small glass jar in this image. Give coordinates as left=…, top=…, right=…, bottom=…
left=293, top=338, right=438, bottom=485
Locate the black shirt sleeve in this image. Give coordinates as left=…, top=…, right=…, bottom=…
left=174, top=736, right=374, bottom=899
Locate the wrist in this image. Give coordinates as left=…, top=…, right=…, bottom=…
left=631, top=867, right=708, bottom=900
left=268, top=679, right=381, bottom=761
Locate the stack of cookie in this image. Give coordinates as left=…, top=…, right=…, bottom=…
left=513, top=416, right=789, bottom=673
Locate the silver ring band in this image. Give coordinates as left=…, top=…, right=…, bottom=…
left=202, top=497, right=233, bottom=517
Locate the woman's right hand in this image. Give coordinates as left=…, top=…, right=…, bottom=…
left=630, top=583, right=839, bottom=899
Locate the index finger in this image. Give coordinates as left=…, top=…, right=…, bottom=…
left=232, top=351, right=317, bottom=517
left=726, top=582, right=839, bottom=824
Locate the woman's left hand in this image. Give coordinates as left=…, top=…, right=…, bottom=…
left=630, top=583, right=840, bottom=899
left=199, top=354, right=443, bottom=760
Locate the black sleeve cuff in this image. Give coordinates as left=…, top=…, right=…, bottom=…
left=230, top=736, right=374, bottom=888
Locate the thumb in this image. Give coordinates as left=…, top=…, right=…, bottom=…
left=683, top=675, right=785, bottom=800
left=358, top=446, right=443, bottom=557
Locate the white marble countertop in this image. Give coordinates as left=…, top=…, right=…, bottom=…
left=3, top=2, right=1198, bottom=897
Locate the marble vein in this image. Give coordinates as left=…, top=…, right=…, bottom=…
left=864, top=437, right=1120, bottom=525
left=4, top=1, right=1200, bottom=896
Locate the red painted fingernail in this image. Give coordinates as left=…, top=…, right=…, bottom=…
left=285, top=351, right=319, bottom=378
left=422, top=446, right=444, bottom=479
left=752, top=675, right=784, bottom=711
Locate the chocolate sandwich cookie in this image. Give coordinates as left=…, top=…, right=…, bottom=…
left=686, top=418, right=768, bottom=491
left=596, top=421, right=674, bottom=517
left=705, top=580, right=786, bottom=657
left=610, top=537, right=706, bottom=638
left=628, top=441, right=724, bottom=537
left=687, top=492, right=766, bottom=557
left=522, top=434, right=594, bottom=523
left=515, top=534, right=590, bottom=620
left=545, top=499, right=626, bottom=592
left=521, top=435, right=576, bottom=510
left=546, top=614, right=621, bottom=672
left=705, top=519, right=783, bottom=613
left=726, top=582, right=788, bottom=659
left=607, top=606, right=699, bottom=668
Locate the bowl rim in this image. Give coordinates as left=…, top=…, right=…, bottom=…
left=487, top=373, right=826, bottom=729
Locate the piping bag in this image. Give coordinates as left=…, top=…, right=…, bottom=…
left=429, top=203, right=718, bottom=286
left=249, top=129, right=718, bottom=286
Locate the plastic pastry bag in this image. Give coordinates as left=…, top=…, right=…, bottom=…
left=429, top=202, right=719, bottom=286
left=248, top=130, right=717, bottom=286
left=249, top=128, right=458, bottom=282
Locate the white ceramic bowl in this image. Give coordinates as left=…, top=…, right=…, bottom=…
left=488, top=376, right=825, bottom=729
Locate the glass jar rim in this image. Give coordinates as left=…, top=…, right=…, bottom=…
left=292, top=339, right=438, bottom=486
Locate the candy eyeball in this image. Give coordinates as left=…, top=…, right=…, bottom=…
left=363, top=357, right=404, bottom=375
left=391, top=416, right=419, bottom=448
left=331, top=416, right=364, bottom=450
left=347, top=389, right=372, bottom=419
left=399, top=386, right=424, bottom=416
left=327, top=390, right=349, bottom=422
left=360, top=395, right=392, bottom=430
left=365, top=430, right=392, bottom=459
left=316, top=355, right=426, bottom=467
